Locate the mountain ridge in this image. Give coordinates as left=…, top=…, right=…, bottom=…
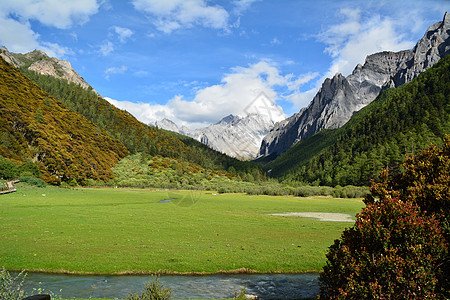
left=263, top=54, right=450, bottom=185
left=0, top=46, right=96, bottom=93
left=259, top=12, right=450, bottom=157
left=152, top=113, right=275, bottom=159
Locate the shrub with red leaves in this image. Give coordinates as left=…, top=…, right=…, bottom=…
left=320, top=137, right=450, bottom=299
left=320, top=198, right=447, bottom=299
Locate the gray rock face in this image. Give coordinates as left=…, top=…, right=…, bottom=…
left=390, top=12, right=450, bottom=87
left=259, top=13, right=450, bottom=157
left=153, top=118, right=180, bottom=133
left=153, top=114, right=275, bottom=160
left=0, top=46, right=96, bottom=93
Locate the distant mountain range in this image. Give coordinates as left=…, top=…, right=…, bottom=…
left=152, top=113, right=275, bottom=160
left=0, top=13, right=448, bottom=188
left=259, top=12, right=450, bottom=157
left=154, top=13, right=450, bottom=161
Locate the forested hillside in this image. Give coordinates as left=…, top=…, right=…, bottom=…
left=264, top=55, right=450, bottom=186
left=0, top=57, right=129, bottom=184
left=19, top=67, right=261, bottom=176
left=20, top=68, right=190, bottom=158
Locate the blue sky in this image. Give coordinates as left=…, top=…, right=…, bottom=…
left=0, top=0, right=448, bottom=128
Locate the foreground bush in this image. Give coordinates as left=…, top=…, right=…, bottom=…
left=320, top=198, right=447, bottom=299
left=368, top=137, right=450, bottom=219
left=126, top=276, right=172, bottom=300
left=320, top=138, right=450, bottom=299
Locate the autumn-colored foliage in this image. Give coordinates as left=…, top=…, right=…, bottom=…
left=367, top=135, right=450, bottom=218
left=320, top=138, right=450, bottom=299
left=0, top=56, right=129, bottom=184
left=320, top=198, right=446, bottom=299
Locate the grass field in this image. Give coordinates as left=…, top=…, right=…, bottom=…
left=0, top=184, right=364, bottom=275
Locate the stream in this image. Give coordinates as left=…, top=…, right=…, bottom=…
left=20, top=272, right=320, bottom=299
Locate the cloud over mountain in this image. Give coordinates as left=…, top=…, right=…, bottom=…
left=105, top=59, right=323, bottom=128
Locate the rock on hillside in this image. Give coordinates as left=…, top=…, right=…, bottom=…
left=0, top=46, right=96, bottom=93
left=153, top=118, right=180, bottom=133
left=260, top=12, right=450, bottom=157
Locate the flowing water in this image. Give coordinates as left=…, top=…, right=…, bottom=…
left=20, top=272, right=320, bottom=299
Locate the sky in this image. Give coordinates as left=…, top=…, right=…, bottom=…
left=0, top=0, right=448, bottom=129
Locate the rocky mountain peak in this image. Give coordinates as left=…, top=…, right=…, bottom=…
left=217, top=114, right=238, bottom=125
left=389, top=12, right=450, bottom=87
left=154, top=118, right=179, bottom=132
left=259, top=13, right=450, bottom=158
left=26, top=49, right=48, bottom=59
left=152, top=113, right=276, bottom=160
left=0, top=46, right=96, bottom=94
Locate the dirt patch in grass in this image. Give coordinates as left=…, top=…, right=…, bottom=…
left=270, top=212, right=355, bottom=222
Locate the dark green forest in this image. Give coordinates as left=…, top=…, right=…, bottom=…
left=263, top=55, right=450, bottom=186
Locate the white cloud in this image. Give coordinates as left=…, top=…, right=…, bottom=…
left=104, top=97, right=182, bottom=126
left=318, top=8, right=416, bottom=79
left=104, top=60, right=321, bottom=129
left=0, top=15, right=40, bottom=54
left=132, top=0, right=229, bottom=33
left=105, top=65, right=127, bottom=79
left=286, top=72, right=319, bottom=91
left=285, top=88, right=317, bottom=110
left=40, top=41, right=72, bottom=57
left=233, top=0, right=261, bottom=15
left=0, top=15, right=70, bottom=57
left=99, top=41, right=114, bottom=56
left=1, top=0, right=100, bottom=29
left=99, top=27, right=134, bottom=57
left=169, top=61, right=290, bottom=124
left=0, top=0, right=100, bottom=57
left=113, top=26, right=134, bottom=43
left=283, top=72, right=320, bottom=108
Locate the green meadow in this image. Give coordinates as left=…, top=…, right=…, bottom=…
left=0, top=184, right=364, bottom=275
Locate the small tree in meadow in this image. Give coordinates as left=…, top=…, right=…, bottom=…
left=320, top=137, right=450, bottom=299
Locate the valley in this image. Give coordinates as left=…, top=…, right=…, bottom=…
left=0, top=4, right=449, bottom=299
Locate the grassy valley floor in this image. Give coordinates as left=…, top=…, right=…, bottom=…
left=0, top=184, right=363, bottom=275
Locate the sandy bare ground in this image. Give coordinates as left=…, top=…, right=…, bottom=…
left=269, top=212, right=355, bottom=222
